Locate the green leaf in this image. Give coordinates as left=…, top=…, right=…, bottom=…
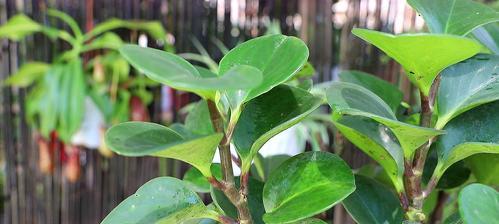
left=331, top=115, right=404, bottom=192
left=0, top=14, right=42, bottom=41
left=211, top=177, right=266, bottom=224
left=342, top=175, right=403, bottom=224
left=101, top=177, right=219, bottom=224
left=458, top=184, right=499, bottom=224
left=119, top=45, right=262, bottom=100
left=185, top=100, right=215, bottom=136
left=26, top=65, right=64, bottom=138
left=423, top=150, right=471, bottom=189
left=262, top=151, right=355, bottom=224
left=183, top=164, right=222, bottom=193
left=5, top=62, right=50, bottom=87
left=293, top=62, right=316, bottom=79
left=57, top=59, right=86, bottom=143
left=232, top=85, right=322, bottom=172
left=219, top=34, right=309, bottom=102
left=466, top=154, right=499, bottom=186
left=250, top=154, right=291, bottom=181
left=290, top=218, right=327, bottom=224
left=408, top=0, right=499, bottom=36
left=436, top=54, right=499, bottom=129
left=433, top=101, right=499, bottom=179
left=82, top=32, right=124, bottom=51
left=47, top=9, right=82, bottom=38
left=339, top=70, right=403, bottom=112
left=473, top=23, right=499, bottom=54
left=352, top=28, right=481, bottom=95
left=327, top=82, right=443, bottom=161
left=105, top=121, right=223, bottom=177
left=444, top=213, right=463, bottom=224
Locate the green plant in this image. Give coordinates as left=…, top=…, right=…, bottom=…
left=103, top=34, right=356, bottom=224
left=325, top=0, right=499, bottom=223
left=0, top=10, right=167, bottom=144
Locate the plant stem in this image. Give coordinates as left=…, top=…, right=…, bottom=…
left=207, top=100, right=253, bottom=224
left=429, top=191, right=448, bottom=224
left=404, top=76, right=441, bottom=223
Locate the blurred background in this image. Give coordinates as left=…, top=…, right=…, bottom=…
left=0, top=0, right=496, bottom=223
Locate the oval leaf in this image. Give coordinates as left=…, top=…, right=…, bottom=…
left=433, top=101, right=499, bottom=179
left=408, top=0, right=499, bottom=36
left=352, top=28, right=481, bottom=95
left=262, top=151, right=355, bottom=223
left=219, top=34, right=309, bottom=102
left=458, top=184, right=499, bottom=224
left=339, top=70, right=403, bottom=112
left=327, top=82, right=443, bottom=161
left=105, top=121, right=223, bottom=177
left=342, top=175, right=404, bottom=224
left=101, top=177, right=218, bottom=224
left=119, top=45, right=262, bottom=99
left=232, top=85, right=323, bottom=172
left=436, top=54, right=499, bottom=129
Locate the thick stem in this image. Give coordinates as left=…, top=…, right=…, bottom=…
left=404, top=76, right=441, bottom=223
left=207, top=100, right=253, bottom=224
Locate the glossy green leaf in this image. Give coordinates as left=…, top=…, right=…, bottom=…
left=473, top=23, right=499, bottom=54
left=105, top=121, right=223, bottom=177
left=436, top=54, right=499, bottom=129
left=211, top=177, right=265, bottom=224
left=120, top=45, right=262, bottom=100
left=352, top=28, right=481, bottom=95
left=219, top=34, right=309, bottom=102
left=466, top=154, right=499, bottom=186
left=332, top=115, right=404, bottom=192
left=57, top=59, right=86, bottom=143
left=433, top=101, right=499, bottom=179
left=183, top=164, right=222, bottom=193
left=233, top=85, right=323, bottom=172
left=339, top=70, right=403, bottom=112
left=408, top=0, right=499, bottom=36
left=327, top=82, right=443, bottom=161
left=5, top=62, right=49, bottom=87
left=342, top=175, right=403, bottom=224
left=185, top=100, right=215, bottom=136
left=250, top=154, right=291, bottom=181
left=101, top=177, right=219, bottom=224
left=262, top=151, right=355, bottom=223
left=458, top=184, right=499, bottom=224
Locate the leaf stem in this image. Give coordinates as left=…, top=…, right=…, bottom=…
left=207, top=100, right=253, bottom=224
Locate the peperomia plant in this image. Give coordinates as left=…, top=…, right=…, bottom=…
left=102, top=35, right=356, bottom=224
left=325, top=0, right=499, bottom=223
